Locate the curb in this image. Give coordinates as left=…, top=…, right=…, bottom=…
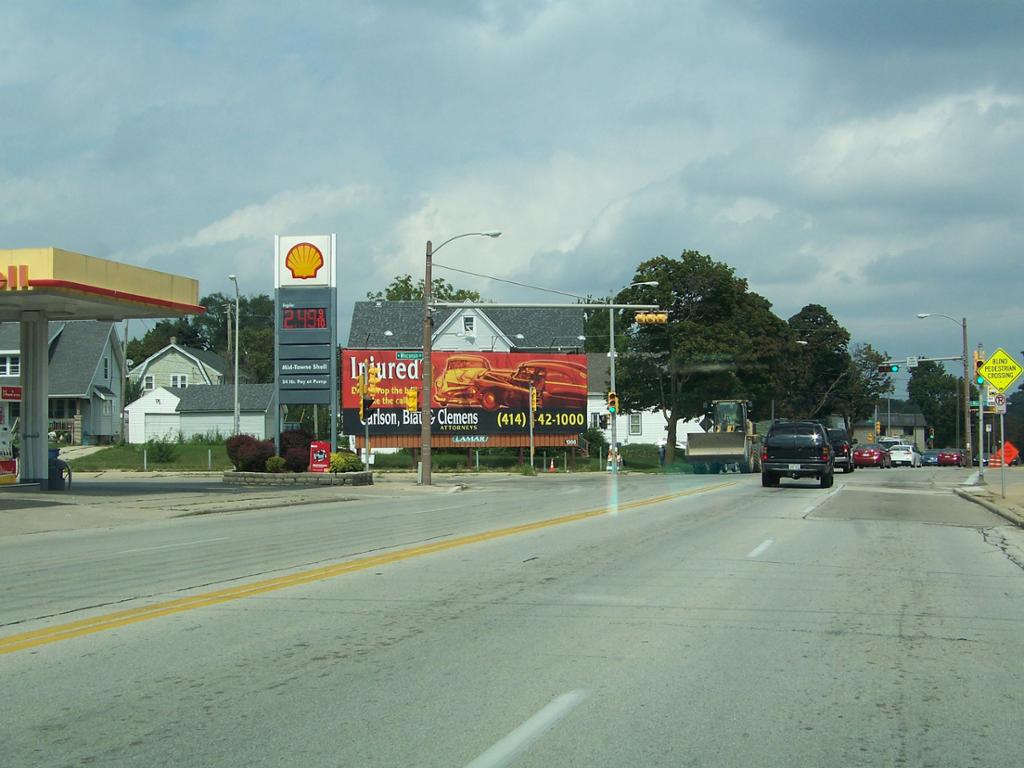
left=954, top=487, right=1024, bottom=527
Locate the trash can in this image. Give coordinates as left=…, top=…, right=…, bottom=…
left=47, top=450, right=67, bottom=493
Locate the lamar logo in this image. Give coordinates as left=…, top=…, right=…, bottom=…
left=285, top=242, right=324, bottom=280
left=0, top=264, right=30, bottom=291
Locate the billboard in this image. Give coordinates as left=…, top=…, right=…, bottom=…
left=341, top=350, right=588, bottom=436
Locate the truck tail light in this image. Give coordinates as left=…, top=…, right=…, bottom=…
left=761, top=448, right=768, bottom=461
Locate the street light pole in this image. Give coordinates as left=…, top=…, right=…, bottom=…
left=608, top=281, right=659, bottom=472
left=420, top=231, right=501, bottom=485
left=228, top=274, right=240, bottom=436
left=916, top=312, right=972, bottom=468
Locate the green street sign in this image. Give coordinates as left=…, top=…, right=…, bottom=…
left=396, top=351, right=423, bottom=360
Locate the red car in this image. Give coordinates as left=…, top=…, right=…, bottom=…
left=937, top=449, right=963, bottom=467
left=853, top=444, right=892, bottom=468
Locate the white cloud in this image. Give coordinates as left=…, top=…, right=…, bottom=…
left=795, top=89, right=1024, bottom=195
left=124, top=184, right=373, bottom=265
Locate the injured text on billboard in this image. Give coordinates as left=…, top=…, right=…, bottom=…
left=341, top=350, right=587, bottom=436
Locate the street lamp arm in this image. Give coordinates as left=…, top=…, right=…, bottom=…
left=432, top=231, right=501, bottom=256
left=917, top=312, right=959, bottom=325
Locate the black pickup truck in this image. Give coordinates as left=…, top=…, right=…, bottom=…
left=761, top=420, right=834, bottom=488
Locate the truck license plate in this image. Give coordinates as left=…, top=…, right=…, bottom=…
left=788, top=463, right=801, bottom=470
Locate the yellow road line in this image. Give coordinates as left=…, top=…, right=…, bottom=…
left=0, top=481, right=735, bottom=655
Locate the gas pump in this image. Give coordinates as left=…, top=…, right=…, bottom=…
left=0, top=423, right=16, bottom=484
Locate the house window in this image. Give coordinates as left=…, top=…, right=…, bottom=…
left=0, top=355, right=19, bottom=376
left=102, top=400, right=112, bottom=416
left=171, top=374, right=188, bottom=388
left=144, top=375, right=155, bottom=391
left=103, top=357, right=109, bottom=379
left=463, top=316, right=475, bottom=335
left=629, top=413, right=642, bottom=435
left=591, top=413, right=602, bottom=429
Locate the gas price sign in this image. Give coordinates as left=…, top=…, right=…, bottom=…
left=281, top=306, right=328, bottom=330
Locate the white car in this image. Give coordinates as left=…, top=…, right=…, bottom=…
left=888, top=444, right=922, bottom=467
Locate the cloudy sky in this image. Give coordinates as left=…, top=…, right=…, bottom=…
left=3, top=1, right=1022, bottom=390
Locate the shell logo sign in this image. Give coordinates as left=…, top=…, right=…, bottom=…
left=285, top=242, right=324, bottom=280
left=275, top=234, right=334, bottom=288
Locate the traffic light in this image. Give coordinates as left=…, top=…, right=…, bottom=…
left=635, top=311, right=668, bottom=325
left=974, top=351, right=985, bottom=385
left=530, top=387, right=539, bottom=412
left=367, top=365, right=382, bottom=388
left=607, top=391, right=619, bottom=414
left=360, top=395, right=374, bottom=419
left=928, top=426, right=935, bottom=439
left=877, top=363, right=900, bottom=373
left=875, top=420, right=881, bottom=434
left=404, top=388, right=419, bottom=412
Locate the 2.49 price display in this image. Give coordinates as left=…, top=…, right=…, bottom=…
left=281, top=307, right=328, bottom=330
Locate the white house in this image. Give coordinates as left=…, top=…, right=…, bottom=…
left=585, top=354, right=704, bottom=449
left=125, top=384, right=276, bottom=443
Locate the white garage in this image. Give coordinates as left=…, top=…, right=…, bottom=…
left=124, top=384, right=276, bottom=444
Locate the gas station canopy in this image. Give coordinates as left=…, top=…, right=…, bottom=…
left=1, top=247, right=203, bottom=489
left=0, top=247, right=203, bottom=321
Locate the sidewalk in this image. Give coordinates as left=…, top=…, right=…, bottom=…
left=954, top=466, right=1024, bottom=527
left=0, top=471, right=465, bottom=537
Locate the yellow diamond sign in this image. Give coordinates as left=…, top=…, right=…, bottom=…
left=978, top=347, right=1023, bottom=393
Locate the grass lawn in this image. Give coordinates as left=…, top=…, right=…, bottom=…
left=68, top=444, right=234, bottom=472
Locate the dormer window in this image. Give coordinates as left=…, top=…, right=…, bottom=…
left=463, top=316, right=475, bottom=335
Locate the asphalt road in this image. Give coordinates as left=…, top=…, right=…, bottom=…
left=4, top=468, right=1024, bottom=767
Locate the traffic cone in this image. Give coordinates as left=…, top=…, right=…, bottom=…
left=548, top=457, right=556, bottom=472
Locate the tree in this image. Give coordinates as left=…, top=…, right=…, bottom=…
left=366, top=274, right=481, bottom=302
left=836, top=344, right=894, bottom=433
left=126, top=317, right=203, bottom=364
left=613, top=251, right=789, bottom=464
left=780, top=304, right=852, bottom=419
left=908, top=360, right=960, bottom=447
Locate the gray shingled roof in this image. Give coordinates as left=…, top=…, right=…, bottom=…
left=181, top=346, right=228, bottom=375
left=167, top=384, right=275, bottom=412
left=347, top=301, right=584, bottom=350
left=0, top=321, right=117, bottom=396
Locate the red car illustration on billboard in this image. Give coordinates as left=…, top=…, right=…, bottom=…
left=433, top=354, right=586, bottom=411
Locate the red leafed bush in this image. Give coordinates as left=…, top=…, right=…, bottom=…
left=283, top=446, right=309, bottom=473
left=235, top=439, right=275, bottom=472
left=280, top=429, right=314, bottom=454
left=226, top=434, right=257, bottom=467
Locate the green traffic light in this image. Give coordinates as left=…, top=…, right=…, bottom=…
left=976, top=376, right=985, bottom=385
left=889, top=364, right=900, bottom=373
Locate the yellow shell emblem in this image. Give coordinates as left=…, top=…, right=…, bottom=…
left=285, top=242, right=324, bottom=280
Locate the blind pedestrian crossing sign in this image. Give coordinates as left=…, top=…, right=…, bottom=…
left=978, top=347, right=1023, bottom=393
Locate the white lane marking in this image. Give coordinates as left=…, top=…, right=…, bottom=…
left=799, top=484, right=842, bottom=518
left=463, top=689, right=589, bottom=768
left=117, top=537, right=230, bottom=554
left=747, top=538, right=774, bottom=558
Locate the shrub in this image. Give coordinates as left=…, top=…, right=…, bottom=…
left=620, top=443, right=660, bottom=469
left=585, top=427, right=608, bottom=458
left=265, top=455, right=287, bottom=473
left=226, top=434, right=257, bottom=466
left=235, top=439, right=275, bottom=472
left=283, top=446, right=309, bottom=473
left=144, top=439, right=178, bottom=463
left=330, top=451, right=364, bottom=473
left=280, top=429, right=314, bottom=454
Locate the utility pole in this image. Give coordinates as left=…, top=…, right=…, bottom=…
left=608, top=306, right=618, bottom=473
left=977, top=343, right=986, bottom=483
